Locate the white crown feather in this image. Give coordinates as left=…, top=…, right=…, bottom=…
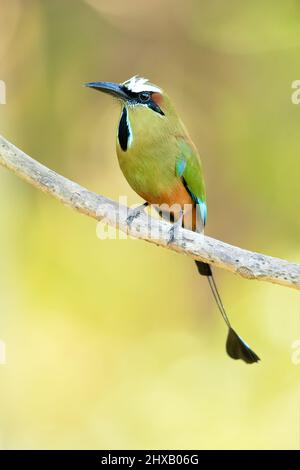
left=122, top=76, right=162, bottom=94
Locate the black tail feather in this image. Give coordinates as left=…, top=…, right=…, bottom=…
left=195, top=261, right=260, bottom=364
left=195, top=261, right=212, bottom=276
left=226, top=328, right=260, bottom=364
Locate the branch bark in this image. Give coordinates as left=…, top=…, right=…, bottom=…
left=0, top=134, right=299, bottom=291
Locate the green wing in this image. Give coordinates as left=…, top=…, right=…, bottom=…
left=176, top=140, right=207, bottom=226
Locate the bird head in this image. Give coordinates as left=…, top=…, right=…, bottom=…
left=85, top=75, right=169, bottom=116
left=85, top=76, right=185, bottom=153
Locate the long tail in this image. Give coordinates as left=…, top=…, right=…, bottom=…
left=195, top=261, right=260, bottom=364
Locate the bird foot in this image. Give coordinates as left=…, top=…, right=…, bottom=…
left=167, top=214, right=183, bottom=244
left=126, top=202, right=149, bottom=227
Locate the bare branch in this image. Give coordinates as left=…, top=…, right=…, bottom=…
left=0, top=134, right=299, bottom=291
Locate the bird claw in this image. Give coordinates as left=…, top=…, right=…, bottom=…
left=167, top=225, right=176, bottom=244
left=126, top=203, right=148, bottom=227
left=167, top=215, right=183, bottom=244
left=126, top=211, right=139, bottom=226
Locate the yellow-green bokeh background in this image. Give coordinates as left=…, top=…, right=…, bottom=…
left=0, top=0, right=299, bottom=450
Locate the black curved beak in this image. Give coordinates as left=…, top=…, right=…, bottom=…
left=85, top=81, right=129, bottom=100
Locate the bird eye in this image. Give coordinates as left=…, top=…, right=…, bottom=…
left=139, top=91, right=150, bottom=102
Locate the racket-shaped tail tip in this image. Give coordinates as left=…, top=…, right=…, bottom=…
left=226, top=328, right=260, bottom=364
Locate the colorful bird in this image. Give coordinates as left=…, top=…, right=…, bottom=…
left=86, top=76, right=260, bottom=364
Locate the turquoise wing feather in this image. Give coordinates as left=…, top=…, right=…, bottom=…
left=176, top=140, right=207, bottom=226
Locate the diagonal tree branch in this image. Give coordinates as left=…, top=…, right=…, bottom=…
left=0, top=134, right=299, bottom=291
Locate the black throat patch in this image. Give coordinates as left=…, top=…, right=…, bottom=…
left=118, top=107, right=130, bottom=151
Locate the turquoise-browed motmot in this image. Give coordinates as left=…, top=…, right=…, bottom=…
left=86, top=76, right=260, bottom=364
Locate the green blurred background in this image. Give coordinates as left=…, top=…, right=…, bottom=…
left=0, top=0, right=299, bottom=450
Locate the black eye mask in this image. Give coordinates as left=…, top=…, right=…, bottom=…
left=120, top=87, right=165, bottom=116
